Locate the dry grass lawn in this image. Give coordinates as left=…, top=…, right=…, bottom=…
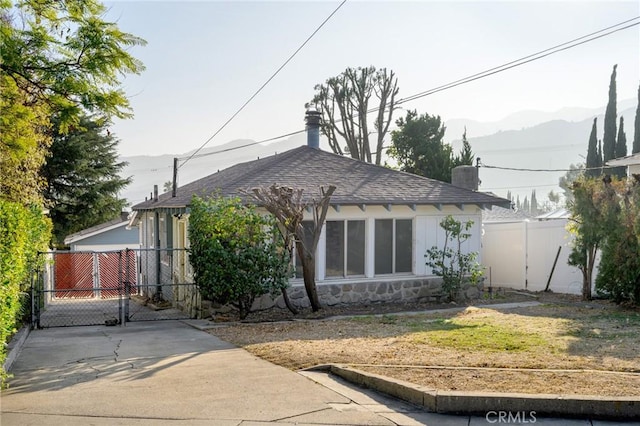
left=208, top=300, right=640, bottom=396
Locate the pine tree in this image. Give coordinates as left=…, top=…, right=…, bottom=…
left=597, top=140, right=603, bottom=173
left=602, top=65, right=617, bottom=165
left=506, top=190, right=512, bottom=203
left=42, top=115, right=131, bottom=246
left=530, top=190, right=538, bottom=215
left=586, top=118, right=601, bottom=178
left=523, top=196, right=530, bottom=214
left=454, top=127, right=475, bottom=166
left=633, top=84, right=640, bottom=154
left=613, top=116, right=627, bottom=178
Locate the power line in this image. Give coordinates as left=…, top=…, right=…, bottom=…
left=179, top=0, right=348, bottom=169
left=177, top=15, right=639, bottom=168
left=479, top=162, right=609, bottom=172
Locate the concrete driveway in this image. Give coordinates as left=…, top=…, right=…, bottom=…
left=1, top=320, right=462, bottom=425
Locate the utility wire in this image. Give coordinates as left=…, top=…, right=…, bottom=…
left=479, top=162, right=612, bottom=172
left=178, top=15, right=639, bottom=167
left=179, top=0, right=348, bottom=169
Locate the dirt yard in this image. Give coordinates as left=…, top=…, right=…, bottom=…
left=207, top=291, right=640, bottom=396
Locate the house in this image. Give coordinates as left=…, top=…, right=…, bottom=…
left=605, top=152, right=640, bottom=177
left=130, top=114, right=510, bottom=309
left=64, top=212, right=139, bottom=251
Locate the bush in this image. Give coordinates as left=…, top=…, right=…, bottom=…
left=0, top=200, right=51, bottom=386
left=188, top=196, right=291, bottom=319
left=425, top=215, right=483, bottom=301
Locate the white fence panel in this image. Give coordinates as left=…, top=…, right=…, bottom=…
left=482, top=220, right=593, bottom=295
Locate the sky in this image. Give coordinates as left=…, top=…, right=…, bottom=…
left=105, top=0, right=640, bottom=158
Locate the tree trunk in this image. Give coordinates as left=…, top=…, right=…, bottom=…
left=301, top=257, right=320, bottom=311
left=280, top=287, right=298, bottom=315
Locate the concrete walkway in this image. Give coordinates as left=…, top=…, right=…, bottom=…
left=2, top=319, right=638, bottom=425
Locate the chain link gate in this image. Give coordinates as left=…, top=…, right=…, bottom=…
left=32, top=249, right=201, bottom=328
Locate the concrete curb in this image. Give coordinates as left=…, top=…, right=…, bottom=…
left=305, top=364, right=640, bottom=420
left=2, top=325, right=30, bottom=373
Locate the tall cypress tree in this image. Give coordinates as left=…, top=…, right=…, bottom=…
left=597, top=140, right=603, bottom=173
left=613, top=117, right=627, bottom=178
left=530, top=190, right=538, bottom=215
left=633, top=84, right=640, bottom=154
left=602, top=65, right=617, bottom=165
left=586, top=118, right=600, bottom=177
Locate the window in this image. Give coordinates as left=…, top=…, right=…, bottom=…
left=325, top=220, right=365, bottom=278
left=374, top=219, right=413, bottom=274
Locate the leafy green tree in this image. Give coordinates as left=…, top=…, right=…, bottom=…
left=42, top=115, right=130, bottom=246
left=1, top=0, right=146, bottom=129
left=309, top=66, right=399, bottom=165
left=596, top=181, right=640, bottom=303
left=188, top=196, right=291, bottom=319
left=602, top=65, right=617, bottom=164
left=633, top=84, right=640, bottom=154
left=425, top=216, right=483, bottom=302
left=567, top=177, right=618, bottom=300
left=559, top=163, right=585, bottom=203
left=585, top=118, right=601, bottom=178
left=0, top=76, right=51, bottom=205
left=388, top=110, right=453, bottom=182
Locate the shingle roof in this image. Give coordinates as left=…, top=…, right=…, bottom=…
left=64, top=212, right=130, bottom=244
left=132, top=146, right=510, bottom=211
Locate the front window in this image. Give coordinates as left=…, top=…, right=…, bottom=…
left=375, top=219, right=413, bottom=275
left=325, top=220, right=365, bottom=278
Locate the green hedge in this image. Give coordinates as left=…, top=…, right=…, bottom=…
left=0, top=200, right=51, bottom=385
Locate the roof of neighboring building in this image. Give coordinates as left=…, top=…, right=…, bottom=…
left=535, top=208, right=570, bottom=220
left=482, top=206, right=532, bottom=223
left=606, top=152, right=640, bottom=167
left=132, top=146, right=510, bottom=211
left=64, top=212, right=132, bottom=245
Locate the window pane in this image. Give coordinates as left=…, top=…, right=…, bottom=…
left=295, top=221, right=315, bottom=278
left=395, top=219, right=413, bottom=273
left=347, top=220, right=365, bottom=276
left=375, top=219, right=393, bottom=274
left=325, top=221, right=345, bottom=277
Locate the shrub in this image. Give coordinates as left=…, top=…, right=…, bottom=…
left=425, top=215, right=483, bottom=301
left=0, top=201, right=51, bottom=386
left=188, top=196, right=291, bottom=319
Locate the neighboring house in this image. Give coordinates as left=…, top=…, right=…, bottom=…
left=482, top=208, right=590, bottom=295
left=606, top=152, right=640, bottom=177
left=130, top=120, right=509, bottom=309
left=64, top=212, right=139, bottom=251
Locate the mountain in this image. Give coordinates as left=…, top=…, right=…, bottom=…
left=119, top=133, right=308, bottom=206
left=444, top=98, right=636, bottom=141
left=451, top=106, right=636, bottom=204
left=118, top=103, right=637, bottom=208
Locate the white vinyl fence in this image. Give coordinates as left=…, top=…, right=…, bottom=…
left=481, top=219, right=597, bottom=295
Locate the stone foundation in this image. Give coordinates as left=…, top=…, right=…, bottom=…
left=248, top=277, right=483, bottom=312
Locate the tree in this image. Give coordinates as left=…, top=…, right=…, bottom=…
left=188, top=196, right=291, bottom=319
left=454, top=127, right=475, bottom=166
left=249, top=184, right=336, bottom=312
left=596, top=180, right=640, bottom=303
left=633, top=84, right=640, bottom=154
left=602, top=65, right=617, bottom=164
left=309, top=66, right=399, bottom=165
left=1, top=0, right=146, bottom=130
left=388, top=110, right=453, bottom=182
left=559, top=163, right=585, bottom=203
left=612, top=116, right=627, bottom=178
left=585, top=118, right=601, bottom=178
left=530, top=190, right=538, bottom=215
left=547, top=190, right=561, bottom=210
left=163, top=181, right=173, bottom=193
left=567, top=177, right=618, bottom=300
left=42, top=115, right=131, bottom=246
left=0, top=76, right=51, bottom=205
left=425, top=216, right=483, bottom=302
